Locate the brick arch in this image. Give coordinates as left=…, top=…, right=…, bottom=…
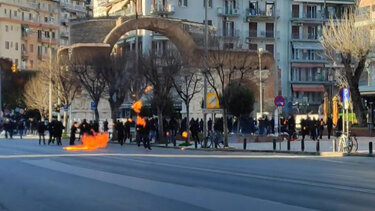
left=103, top=17, right=198, bottom=57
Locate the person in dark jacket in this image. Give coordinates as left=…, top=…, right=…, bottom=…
left=190, top=119, right=200, bottom=144
left=37, top=120, right=46, bottom=145
left=103, top=120, right=109, bottom=132
left=54, top=120, right=64, bottom=146
left=48, top=121, right=55, bottom=145
left=116, top=121, right=125, bottom=146
left=18, top=121, right=25, bottom=139
left=301, top=119, right=308, bottom=141
left=142, top=118, right=151, bottom=150
left=124, top=119, right=132, bottom=143
left=70, top=122, right=78, bottom=145
left=327, top=117, right=333, bottom=139
left=319, top=118, right=325, bottom=139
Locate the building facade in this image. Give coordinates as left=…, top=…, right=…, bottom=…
left=0, top=0, right=60, bottom=71
left=59, top=0, right=87, bottom=46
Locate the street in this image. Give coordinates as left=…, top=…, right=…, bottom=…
left=0, top=138, right=375, bottom=211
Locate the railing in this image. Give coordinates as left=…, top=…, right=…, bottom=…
left=292, top=33, right=322, bottom=40
left=61, top=2, right=86, bottom=13
left=220, top=29, right=240, bottom=38
left=1, top=0, right=58, bottom=13
left=217, top=7, right=240, bottom=16
left=151, top=4, right=176, bottom=14
left=246, top=8, right=276, bottom=17
left=247, top=30, right=274, bottom=39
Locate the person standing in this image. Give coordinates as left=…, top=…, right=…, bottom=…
left=319, top=118, right=325, bottom=139
left=37, top=120, right=46, bottom=145
left=103, top=119, right=109, bottom=132
left=142, top=118, right=151, bottom=150
left=327, top=117, right=333, bottom=139
left=48, top=121, right=55, bottom=145
left=70, top=122, right=78, bottom=145
left=54, top=120, right=64, bottom=146
left=190, top=120, right=200, bottom=144
left=207, top=118, right=213, bottom=134
left=116, top=121, right=125, bottom=146
left=124, top=119, right=132, bottom=143
left=301, top=119, right=308, bottom=142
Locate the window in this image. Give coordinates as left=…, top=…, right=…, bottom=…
left=30, top=44, right=34, bottom=53
left=203, top=0, right=212, bottom=8
left=265, top=44, right=274, bottom=56
left=178, top=0, right=188, bottom=7
left=307, top=5, right=317, bottom=18
left=249, top=22, right=257, bottom=37
left=203, top=20, right=212, bottom=25
left=15, top=43, right=18, bottom=51
left=248, top=43, right=257, bottom=50
left=265, top=23, right=274, bottom=38
left=44, top=17, right=48, bottom=23
left=224, top=43, right=234, bottom=49
left=29, top=13, right=32, bottom=20
left=45, top=31, right=50, bottom=38
left=5, top=41, right=9, bottom=49
left=223, top=21, right=234, bottom=37
left=5, top=25, right=8, bottom=32
left=249, top=1, right=258, bottom=16
left=224, top=0, right=236, bottom=14
left=11, top=26, right=13, bottom=31
left=292, top=5, right=299, bottom=18
left=4, top=9, right=6, bottom=14
left=292, top=25, right=299, bottom=39
left=52, top=32, right=55, bottom=39
left=265, top=2, right=274, bottom=16
left=30, top=60, right=34, bottom=68
left=14, top=11, right=17, bottom=17
left=44, top=46, right=48, bottom=54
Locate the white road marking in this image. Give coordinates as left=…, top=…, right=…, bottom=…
left=23, top=159, right=315, bottom=211
left=123, top=157, right=375, bottom=195
left=0, top=153, right=325, bottom=159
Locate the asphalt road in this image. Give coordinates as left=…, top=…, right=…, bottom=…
left=0, top=138, right=375, bottom=211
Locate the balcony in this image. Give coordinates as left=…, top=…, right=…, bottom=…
left=21, top=50, right=30, bottom=58
left=38, top=37, right=58, bottom=45
left=60, top=31, right=69, bottom=38
left=61, top=2, right=86, bottom=13
left=247, top=30, right=276, bottom=40
left=291, top=12, right=326, bottom=23
left=291, top=33, right=322, bottom=41
left=217, top=7, right=240, bottom=17
left=245, top=8, right=278, bottom=21
left=218, top=29, right=240, bottom=39
left=151, top=4, right=176, bottom=16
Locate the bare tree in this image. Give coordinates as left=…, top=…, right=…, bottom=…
left=99, top=54, right=131, bottom=123
left=171, top=67, right=202, bottom=143
left=70, top=56, right=107, bottom=121
left=140, top=50, right=182, bottom=140
left=205, top=43, right=257, bottom=147
left=321, top=7, right=372, bottom=125
left=23, top=73, right=50, bottom=120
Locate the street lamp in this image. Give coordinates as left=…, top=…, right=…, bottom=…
left=258, top=47, right=264, bottom=116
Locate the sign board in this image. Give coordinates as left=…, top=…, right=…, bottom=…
left=206, top=93, right=220, bottom=109
left=91, top=102, right=97, bottom=110
left=274, top=95, right=285, bottom=107
left=343, top=88, right=350, bottom=109
left=202, top=108, right=223, bottom=114
left=64, top=105, right=69, bottom=111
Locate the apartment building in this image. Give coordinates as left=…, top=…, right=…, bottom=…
left=358, top=0, right=375, bottom=100
left=60, top=0, right=87, bottom=46
left=290, top=0, right=353, bottom=111
left=0, top=0, right=59, bottom=71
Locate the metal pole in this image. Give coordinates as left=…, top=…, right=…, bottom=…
left=0, top=65, right=2, bottom=113
left=259, top=49, right=263, bottom=115
left=203, top=0, right=208, bottom=139
left=48, top=35, right=53, bottom=122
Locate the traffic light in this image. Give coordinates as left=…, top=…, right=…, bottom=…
left=11, top=63, right=17, bottom=73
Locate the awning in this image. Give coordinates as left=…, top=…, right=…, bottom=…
left=292, top=63, right=325, bottom=68
left=293, top=84, right=325, bottom=92
left=292, top=42, right=323, bottom=50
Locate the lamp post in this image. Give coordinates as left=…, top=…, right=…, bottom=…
left=203, top=0, right=208, bottom=139
left=258, top=48, right=264, bottom=116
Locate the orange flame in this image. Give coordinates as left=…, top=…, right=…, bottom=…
left=182, top=131, right=188, bottom=138
left=136, top=115, right=146, bottom=127
left=132, top=100, right=142, bottom=114
left=145, top=85, right=153, bottom=93
left=64, top=132, right=109, bottom=151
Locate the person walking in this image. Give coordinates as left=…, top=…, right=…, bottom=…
left=190, top=120, right=200, bottom=145
left=70, top=122, right=78, bottom=145
left=103, top=119, right=109, bottom=132
left=327, top=117, right=333, bottom=139
left=142, top=118, right=151, bottom=150
left=124, top=119, right=132, bottom=143
left=18, top=120, right=25, bottom=139
left=37, top=120, right=46, bottom=145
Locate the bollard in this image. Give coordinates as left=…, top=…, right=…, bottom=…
left=195, top=140, right=197, bottom=149
left=370, top=142, right=373, bottom=155
left=273, top=139, right=276, bottom=151
left=301, top=139, right=305, bottom=152
left=332, top=139, right=336, bottom=152
left=287, top=139, right=291, bottom=151
left=316, top=139, right=320, bottom=152
left=243, top=138, right=247, bottom=150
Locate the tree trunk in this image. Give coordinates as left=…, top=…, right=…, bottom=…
left=223, top=108, right=229, bottom=147
left=236, top=115, right=241, bottom=135
left=63, top=111, right=67, bottom=134
left=186, top=103, right=190, bottom=144
left=157, top=106, right=163, bottom=143
left=94, top=107, right=99, bottom=122
left=350, top=86, right=367, bottom=126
